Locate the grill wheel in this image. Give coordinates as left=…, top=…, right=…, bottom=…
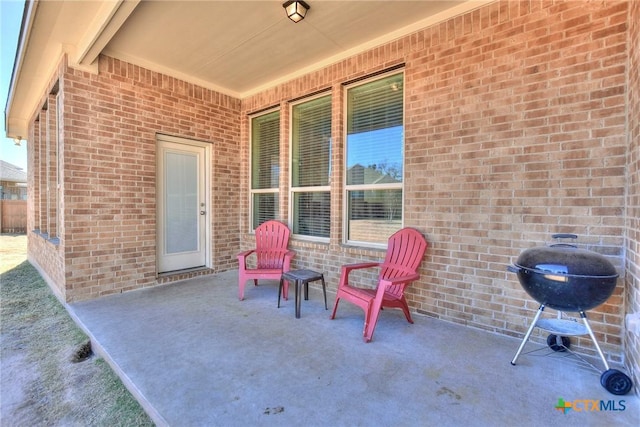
left=600, top=369, right=633, bottom=395
left=546, top=334, right=570, bottom=352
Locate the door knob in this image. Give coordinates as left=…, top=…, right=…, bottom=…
left=200, top=210, right=206, bottom=215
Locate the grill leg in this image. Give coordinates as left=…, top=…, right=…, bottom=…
left=580, top=311, right=610, bottom=371
left=511, top=304, right=545, bottom=365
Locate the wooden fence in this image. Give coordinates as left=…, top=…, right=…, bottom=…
left=0, top=200, right=27, bottom=234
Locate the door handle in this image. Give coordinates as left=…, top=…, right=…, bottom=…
left=200, top=210, right=206, bottom=215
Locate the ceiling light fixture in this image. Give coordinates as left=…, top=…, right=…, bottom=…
left=283, top=0, right=310, bottom=23
left=13, top=137, right=22, bottom=146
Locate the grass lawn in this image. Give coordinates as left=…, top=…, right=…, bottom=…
left=0, top=234, right=154, bottom=426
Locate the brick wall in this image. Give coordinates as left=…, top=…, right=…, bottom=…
left=66, top=56, right=242, bottom=301
left=241, top=0, right=631, bottom=360
left=625, top=0, right=640, bottom=396
left=407, top=0, right=629, bottom=359
left=29, top=55, right=242, bottom=301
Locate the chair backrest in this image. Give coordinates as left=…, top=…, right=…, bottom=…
left=254, top=220, right=291, bottom=269
left=379, top=228, right=428, bottom=281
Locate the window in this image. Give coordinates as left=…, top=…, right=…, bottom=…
left=290, top=95, right=332, bottom=239
left=345, top=72, right=404, bottom=244
left=33, top=86, right=60, bottom=243
left=251, top=110, right=280, bottom=229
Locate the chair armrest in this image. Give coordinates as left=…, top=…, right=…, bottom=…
left=337, top=262, right=381, bottom=291
left=380, top=273, right=420, bottom=286
left=237, top=249, right=256, bottom=260
left=237, top=250, right=255, bottom=269
left=342, top=262, right=381, bottom=275
left=374, top=273, right=421, bottom=302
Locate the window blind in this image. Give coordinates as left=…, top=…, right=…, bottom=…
left=291, top=95, right=331, bottom=238
left=251, top=110, right=280, bottom=228
left=252, top=111, right=280, bottom=190
left=292, top=95, right=331, bottom=187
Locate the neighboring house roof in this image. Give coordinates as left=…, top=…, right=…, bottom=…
left=347, top=164, right=401, bottom=185
left=4, top=0, right=488, bottom=139
left=0, top=160, right=27, bottom=183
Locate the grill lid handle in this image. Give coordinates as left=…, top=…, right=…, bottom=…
left=552, top=233, right=578, bottom=239
left=551, top=234, right=578, bottom=248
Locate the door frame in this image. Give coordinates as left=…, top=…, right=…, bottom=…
left=156, top=133, right=212, bottom=274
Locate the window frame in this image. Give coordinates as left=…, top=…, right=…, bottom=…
left=343, top=70, right=405, bottom=248
left=249, top=108, right=281, bottom=231
left=288, top=93, right=332, bottom=242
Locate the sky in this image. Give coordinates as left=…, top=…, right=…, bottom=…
left=0, top=0, right=27, bottom=171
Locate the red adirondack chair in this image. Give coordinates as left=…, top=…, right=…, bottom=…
left=330, top=228, right=428, bottom=342
left=237, top=220, right=295, bottom=301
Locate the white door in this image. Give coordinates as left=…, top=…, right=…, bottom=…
left=157, top=135, right=209, bottom=273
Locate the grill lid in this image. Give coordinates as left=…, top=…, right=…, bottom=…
left=514, top=245, right=618, bottom=278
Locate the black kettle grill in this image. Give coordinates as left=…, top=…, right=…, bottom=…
left=508, top=234, right=633, bottom=395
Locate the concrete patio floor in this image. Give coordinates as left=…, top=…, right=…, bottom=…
left=69, top=271, right=639, bottom=427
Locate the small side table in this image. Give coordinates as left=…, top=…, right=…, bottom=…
left=278, top=269, right=327, bottom=318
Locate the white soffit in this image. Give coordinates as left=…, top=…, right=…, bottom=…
left=102, top=0, right=490, bottom=98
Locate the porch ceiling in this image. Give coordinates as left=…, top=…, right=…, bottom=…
left=5, top=0, right=489, bottom=139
